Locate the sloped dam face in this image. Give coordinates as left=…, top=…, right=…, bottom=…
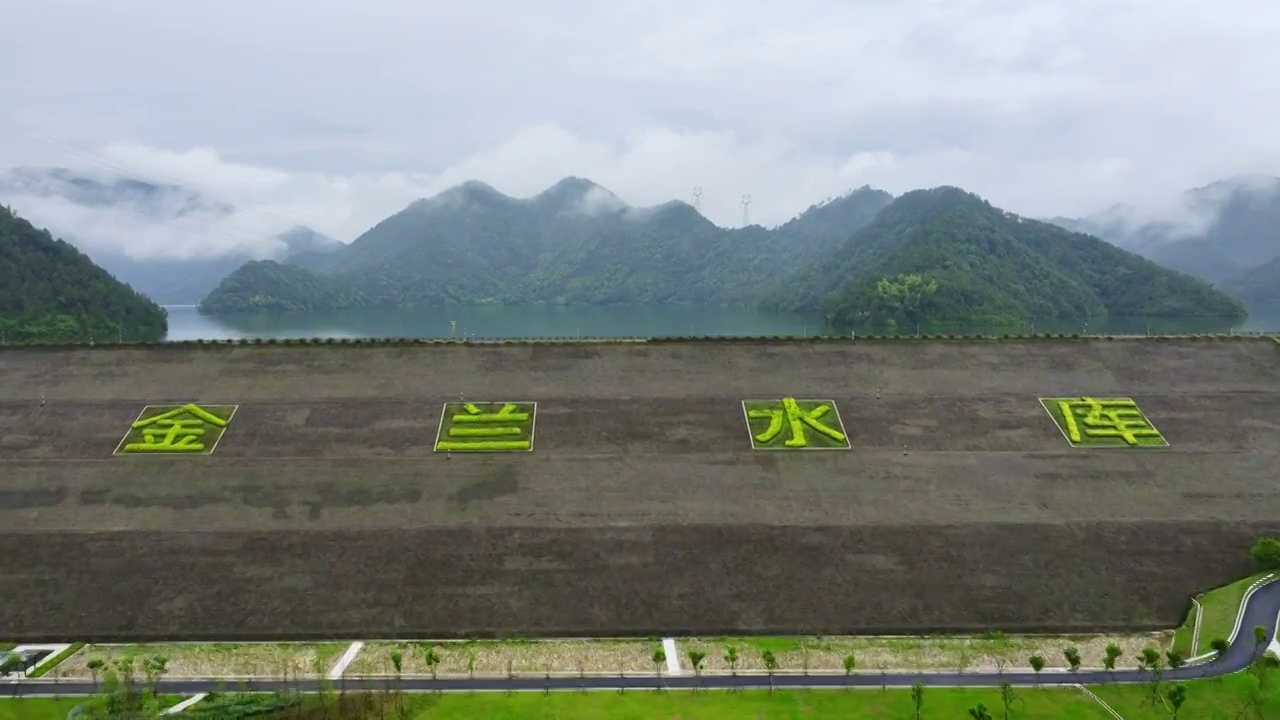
left=1, top=338, right=1277, bottom=641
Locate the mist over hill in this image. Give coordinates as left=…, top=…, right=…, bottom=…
left=1047, top=175, right=1280, bottom=314
left=202, top=178, right=1243, bottom=328
left=0, top=167, right=341, bottom=303
left=201, top=178, right=896, bottom=312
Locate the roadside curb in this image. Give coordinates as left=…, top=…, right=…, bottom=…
left=1189, top=598, right=1203, bottom=656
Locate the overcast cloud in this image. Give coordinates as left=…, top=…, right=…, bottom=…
left=2, top=0, right=1278, bottom=259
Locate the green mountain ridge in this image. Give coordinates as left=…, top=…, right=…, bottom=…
left=200, top=180, right=1244, bottom=328
left=0, top=204, right=168, bottom=343
left=771, top=187, right=1244, bottom=328
left=201, top=180, right=895, bottom=312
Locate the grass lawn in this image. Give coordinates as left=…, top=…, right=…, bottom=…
left=1173, top=572, right=1274, bottom=656
left=405, top=687, right=1112, bottom=719
left=1171, top=605, right=1197, bottom=656
left=0, top=699, right=85, bottom=720
left=0, top=696, right=184, bottom=719
left=1091, top=672, right=1280, bottom=719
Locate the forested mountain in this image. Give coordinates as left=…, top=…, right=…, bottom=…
left=201, top=178, right=1245, bottom=328
left=0, top=205, right=167, bottom=342
left=767, top=187, right=1245, bottom=329
left=1048, top=175, right=1280, bottom=313
left=200, top=179, right=893, bottom=312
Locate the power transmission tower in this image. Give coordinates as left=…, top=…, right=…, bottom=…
left=692, top=186, right=703, bottom=210
left=741, top=194, right=752, bottom=226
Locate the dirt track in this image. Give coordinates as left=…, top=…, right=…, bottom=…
left=1, top=339, right=1278, bottom=640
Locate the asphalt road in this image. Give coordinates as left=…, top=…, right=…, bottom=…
left=5, top=576, right=1279, bottom=697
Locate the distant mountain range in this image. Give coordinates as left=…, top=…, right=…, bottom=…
left=201, top=178, right=1243, bottom=328
left=1045, top=175, right=1280, bottom=313
left=0, top=167, right=342, bottom=304
left=2, top=164, right=1265, bottom=328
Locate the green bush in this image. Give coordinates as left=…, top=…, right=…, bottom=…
left=184, top=692, right=301, bottom=719
left=1251, top=537, right=1280, bottom=572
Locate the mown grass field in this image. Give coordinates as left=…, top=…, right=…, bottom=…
left=403, top=688, right=1112, bottom=719
left=1, top=339, right=1278, bottom=640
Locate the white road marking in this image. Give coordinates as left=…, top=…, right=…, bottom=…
left=662, top=638, right=680, bottom=675
left=1076, top=684, right=1126, bottom=720
left=1189, top=597, right=1203, bottom=655
left=162, top=693, right=208, bottom=714
left=327, top=641, right=365, bottom=680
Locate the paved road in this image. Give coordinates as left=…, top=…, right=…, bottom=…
left=5, top=576, right=1279, bottom=697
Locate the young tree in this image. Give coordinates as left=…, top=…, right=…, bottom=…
left=652, top=647, right=666, bottom=684
left=1028, top=654, right=1045, bottom=685
left=86, top=658, right=105, bottom=691
left=422, top=646, right=441, bottom=684
left=1166, top=649, right=1186, bottom=670
left=142, top=655, right=168, bottom=701
left=1250, top=536, right=1280, bottom=571
left=910, top=681, right=925, bottom=720
left=762, top=650, right=778, bottom=694
left=998, top=682, right=1019, bottom=720
left=1253, top=625, right=1268, bottom=651
left=687, top=649, right=706, bottom=690
left=842, top=653, right=857, bottom=691
left=1140, top=649, right=1164, bottom=706
left=1063, top=647, right=1081, bottom=674
left=1210, top=637, right=1230, bottom=662
left=1103, top=643, right=1122, bottom=676
left=724, top=645, right=739, bottom=677
left=390, top=651, right=403, bottom=709
left=1166, top=684, right=1188, bottom=720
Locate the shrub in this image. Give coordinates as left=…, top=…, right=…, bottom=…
left=1251, top=537, right=1280, bottom=572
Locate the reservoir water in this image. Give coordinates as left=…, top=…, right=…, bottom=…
left=162, top=305, right=1280, bottom=342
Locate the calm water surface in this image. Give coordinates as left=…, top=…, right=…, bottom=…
left=164, top=305, right=827, bottom=341
left=163, top=305, right=1280, bottom=342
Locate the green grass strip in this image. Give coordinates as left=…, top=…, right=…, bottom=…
left=1192, top=572, right=1272, bottom=655
left=437, top=441, right=531, bottom=451
left=448, top=427, right=523, bottom=437
left=26, top=642, right=85, bottom=678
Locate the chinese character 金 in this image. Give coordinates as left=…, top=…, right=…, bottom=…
left=124, top=403, right=229, bottom=453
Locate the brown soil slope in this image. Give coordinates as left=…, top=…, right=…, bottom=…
left=1, top=339, right=1278, bottom=641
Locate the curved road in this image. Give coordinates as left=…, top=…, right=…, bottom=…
left=6, top=577, right=1280, bottom=696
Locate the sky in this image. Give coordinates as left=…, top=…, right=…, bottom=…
left=2, top=0, right=1279, bottom=259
